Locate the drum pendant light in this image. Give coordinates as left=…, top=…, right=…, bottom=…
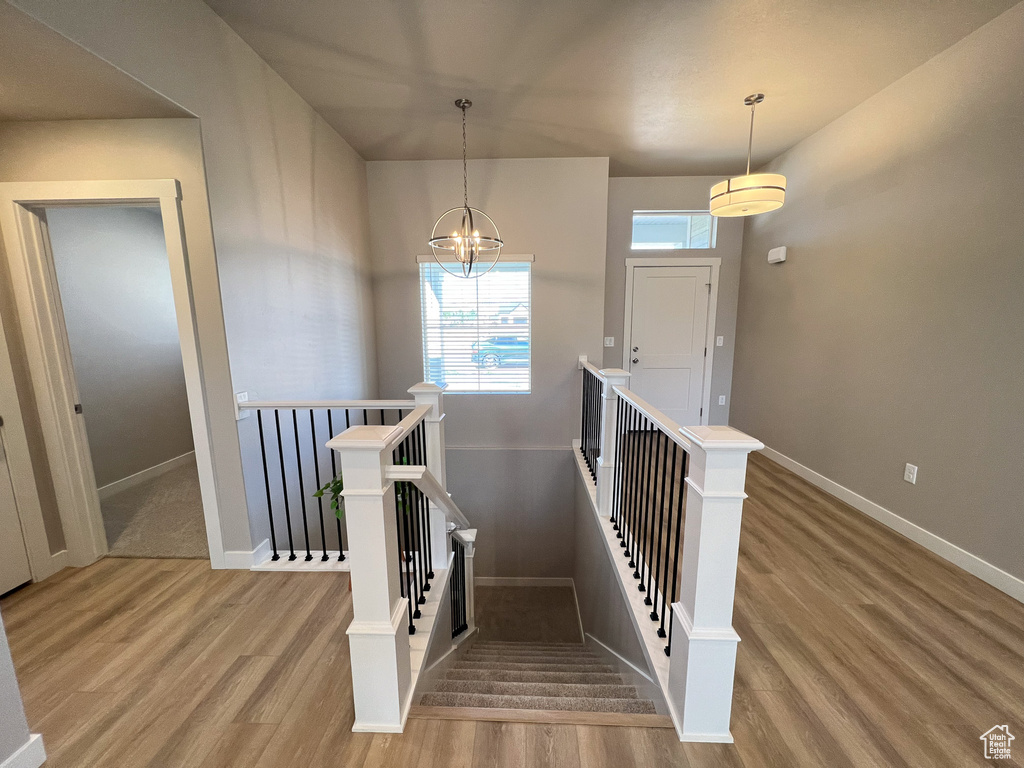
left=428, top=99, right=503, bottom=278
left=710, top=93, right=786, bottom=217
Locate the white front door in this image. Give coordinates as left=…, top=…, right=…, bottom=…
left=626, top=265, right=711, bottom=426
left=0, top=428, right=32, bottom=594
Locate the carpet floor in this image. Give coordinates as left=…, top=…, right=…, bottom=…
left=101, top=459, right=208, bottom=559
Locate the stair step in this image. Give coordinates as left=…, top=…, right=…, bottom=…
left=467, top=648, right=600, bottom=659
left=461, top=652, right=602, bottom=665
left=435, top=679, right=639, bottom=699
left=418, top=692, right=658, bottom=715
left=409, top=705, right=674, bottom=729
left=472, top=642, right=587, bottom=651
left=446, top=669, right=624, bottom=685
left=454, top=660, right=616, bottom=674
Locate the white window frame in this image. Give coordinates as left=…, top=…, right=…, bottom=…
left=630, top=210, right=718, bottom=250
left=416, top=254, right=535, bottom=395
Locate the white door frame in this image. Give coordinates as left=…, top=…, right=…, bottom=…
left=622, top=257, right=721, bottom=427
left=0, top=179, right=226, bottom=574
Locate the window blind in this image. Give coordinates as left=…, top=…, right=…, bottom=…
left=420, top=261, right=532, bottom=393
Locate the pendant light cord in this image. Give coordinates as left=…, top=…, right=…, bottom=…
left=462, top=104, right=469, bottom=209
left=746, top=100, right=756, bottom=176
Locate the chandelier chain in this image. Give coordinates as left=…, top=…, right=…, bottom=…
left=462, top=104, right=468, bottom=209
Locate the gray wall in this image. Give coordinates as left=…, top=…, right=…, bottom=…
left=571, top=470, right=648, bottom=671
left=367, top=157, right=608, bottom=576
left=46, top=206, right=194, bottom=488
left=3, top=0, right=379, bottom=555
left=603, top=177, right=744, bottom=424
left=0, top=611, right=32, bottom=765
left=731, top=3, right=1024, bottom=581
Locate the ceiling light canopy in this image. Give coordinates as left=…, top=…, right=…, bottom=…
left=710, top=94, right=786, bottom=217
left=429, top=98, right=503, bottom=278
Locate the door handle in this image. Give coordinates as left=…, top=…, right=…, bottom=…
left=632, top=357, right=639, bottom=364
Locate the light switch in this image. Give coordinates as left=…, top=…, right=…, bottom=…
left=604, top=337, right=615, bottom=348
left=718, top=395, right=726, bottom=406
left=904, top=463, right=918, bottom=484
left=235, top=391, right=250, bottom=420
left=716, top=336, right=724, bottom=347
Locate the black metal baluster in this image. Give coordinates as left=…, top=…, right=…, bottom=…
left=257, top=410, right=280, bottom=561
left=580, top=371, right=588, bottom=463
left=398, top=438, right=423, bottom=618
left=310, top=410, right=329, bottom=562
left=417, top=422, right=434, bottom=581
left=657, top=443, right=678, bottom=635
left=631, top=416, right=649, bottom=574
left=611, top=395, right=624, bottom=529
left=643, top=427, right=664, bottom=597
left=292, top=410, right=313, bottom=562
left=396, top=476, right=416, bottom=634
left=624, top=404, right=640, bottom=551
left=666, top=450, right=689, bottom=656
left=363, top=408, right=368, bottom=426
left=635, top=417, right=652, bottom=583
left=328, top=410, right=345, bottom=561
left=647, top=432, right=669, bottom=607
left=274, top=410, right=297, bottom=561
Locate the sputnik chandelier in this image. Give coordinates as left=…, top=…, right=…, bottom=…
left=428, top=98, right=503, bottom=278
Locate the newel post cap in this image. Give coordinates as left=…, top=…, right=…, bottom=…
left=326, top=424, right=402, bottom=451
left=679, top=425, right=764, bottom=453
left=598, top=368, right=631, bottom=387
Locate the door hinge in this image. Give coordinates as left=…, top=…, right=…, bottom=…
left=707, top=282, right=712, bottom=293
left=700, top=407, right=703, bottom=418
left=74, top=403, right=83, bottom=414
left=704, top=347, right=707, bottom=357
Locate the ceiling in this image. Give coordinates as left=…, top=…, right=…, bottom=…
left=0, top=3, right=190, bottom=122
left=203, top=0, right=1018, bottom=176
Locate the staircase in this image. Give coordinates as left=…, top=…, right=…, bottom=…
left=414, top=640, right=670, bottom=726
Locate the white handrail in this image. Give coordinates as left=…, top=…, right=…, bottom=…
left=239, top=399, right=417, bottom=410
left=385, top=463, right=472, bottom=530
left=582, top=359, right=603, bottom=379
left=385, top=405, right=432, bottom=450
left=612, top=385, right=693, bottom=453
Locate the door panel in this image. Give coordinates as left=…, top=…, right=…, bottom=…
left=628, top=266, right=710, bottom=426
left=0, top=430, right=32, bottom=594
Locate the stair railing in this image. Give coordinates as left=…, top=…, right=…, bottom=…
left=327, top=382, right=475, bottom=732
left=577, top=359, right=763, bottom=742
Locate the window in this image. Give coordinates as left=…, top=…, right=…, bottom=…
left=631, top=210, right=717, bottom=250
left=419, top=261, right=531, bottom=393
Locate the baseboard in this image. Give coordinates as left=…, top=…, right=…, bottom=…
left=97, top=451, right=195, bottom=500
left=474, top=577, right=574, bottom=587
left=0, top=735, right=45, bottom=768
left=221, top=538, right=270, bottom=570
left=761, top=446, right=1024, bottom=604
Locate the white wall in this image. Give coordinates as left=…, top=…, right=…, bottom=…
left=6, top=0, right=379, bottom=556
left=46, top=206, right=194, bottom=488
left=603, top=177, right=744, bottom=425
left=0, top=611, right=33, bottom=765
left=732, top=3, right=1024, bottom=583
left=368, top=157, right=608, bottom=576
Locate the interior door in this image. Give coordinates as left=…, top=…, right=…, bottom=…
left=0, top=426, right=33, bottom=594
left=626, top=266, right=711, bottom=426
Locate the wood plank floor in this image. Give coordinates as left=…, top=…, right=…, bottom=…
left=2, top=452, right=1023, bottom=767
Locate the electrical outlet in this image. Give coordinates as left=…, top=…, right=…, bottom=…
left=718, top=395, right=726, bottom=406
left=716, top=336, right=724, bottom=347
left=904, top=463, right=918, bottom=484
left=235, top=391, right=250, bottom=420
left=604, top=336, right=615, bottom=348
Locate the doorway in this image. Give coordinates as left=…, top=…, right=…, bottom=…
left=623, top=259, right=720, bottom=426
left=0, top=179, right=225, bottom=579
left=44, top=205, right=206, bottom=558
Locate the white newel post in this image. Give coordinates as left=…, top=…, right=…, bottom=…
left=596, top=368, right=631, bottom=518
left=408, top=383, right=449, bottom=567
left=327, top=425, right=411, bottom=733
left=453, top=528, right=477, bottom=639
left=668, top=425, right=763, bottom=742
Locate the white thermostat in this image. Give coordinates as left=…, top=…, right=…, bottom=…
left=768, top=246, right=787, bottom=264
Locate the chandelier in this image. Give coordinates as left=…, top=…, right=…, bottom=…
left=710, top=93, right=787, bottom=217
left=428, top=99, right=503, bottom=277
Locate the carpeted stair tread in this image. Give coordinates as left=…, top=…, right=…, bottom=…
left=454, top=660, right=616, bottom=673
left=445, top=669, right=624, bottom=685
left=473, top=642, right=588, bottom=650
left=460, top=655, right=602, bottom=667
left=418, top=692, right=658, bottom=714
left=467, top=648, right=601, bottom=659
left=435, top=679, right=639, bottom=699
